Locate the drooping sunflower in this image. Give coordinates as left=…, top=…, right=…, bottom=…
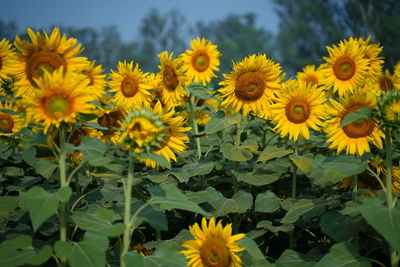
left=80, top=60, right=107, bottom=100
left=109, top=61, right=151, bottom=110
left=181, top=37, right=221, bottom=85
left=321, top=38, right=370, bottom=97
left=138, top=102, right=191, bottom=168
left=181, top=217, right=245, bottom=267
left=157, top=51, right=188, bottom=108
left=219, top=54, right=283, bottom=118
left=355, top=36, right=384, bottom=78
left=324, top=90, right=384, bottom=156
left=297, top=65, right=324, bottom=87
left=381, top=93, right=400, bottom=126
left=0, top=101, right=25, bottom=136
left=97, top=97, right=127, bottom=145
left=270, top=80, right=327, bottom=141
left=11, top=27, right=88, bottom=98
left=0, top=39, right=16, bottom=84
left=26, top=67, right=95, bottom=133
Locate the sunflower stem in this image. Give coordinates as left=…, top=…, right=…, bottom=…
left=189, top=94, right=202, bottom=160
left=384, top=128, right=399, bottom=267
left=352, top=174, right=358, bottom=195
left=121, top=155, right=134, bottom=267
left=58, top=125, right=69, bottom=266
left=292, top=141, right=299, bottom=199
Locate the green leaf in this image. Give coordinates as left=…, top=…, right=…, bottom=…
left=21, top=148, right=57, bottom=179
left=19, top=187, right=62, bottom=231
left=320, top=211, right=365, bottom=242
left=132, top=201, right=168, bottom=231
left=210, top=190, right=253, bottom=216
left=275, top=249, right=317, bottom=267
left=281, top=199, right=315, bottom=224
left=289, top=154, right=313, bottom=174
left=77, top=136, right=106, bottom=162
left=0, top=196, right=19, bottom=217
left=82, top=122, right=109, bottom=131
left=186, top=83, right=214, bottom=99
left=124, top=242, right=187, bottom=267
left=340, top=107, right=371, bottom=128
left=170, top=162, right=215, bottom=183
left=138, top=152, right=171, bottom=169
left=54, top=232, right=108, bottom=267
left=256, top=220, right=294, bottom=233
left=71, top=207, right=124, bottom=237
left=233, top=171, right=281, bottom=186
left=186, top=187, right=222, bottom=204
left=314, top=242, right=371, bottom=267
left=255, top=191, right=281, bottom=213
left=361, top=197, right=400, bottom=251
left=148, top=184, right=210, bottom=216
left=220, top=143, right=253, bottom=161
left=0, top=235, right=52, bottom=267
left=205, top=111, right=241, bottom=134
left=76, top=112, right=99, bottom=123
left=239, top=236, right=270, bottom=266
left=257, top=146, right=293, bottom=162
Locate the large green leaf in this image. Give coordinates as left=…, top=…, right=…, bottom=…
left=71, top=207, right=124, bottom=237
left=257, top=146, right=292, bottom=162
left=239, top=236, right=270, bottom=266
left=205, top=111, right=241, bottom=134
left=220, top=143, right=253, bottom=161
left=210, top=190, right=253, bottom=216
left=361, top=197, right=400, bottom=251
left=19, top=186, right=72, bottom=231
left=186, top=84, right=214, bottom=99
left=256, top=220, right=294, bottom=233
left=21, top=148, right=57, bottom=179
left=233, top=171, right=281, bottom=186
left=54, top=232, right=108, bottom=267
left=275, top=249, right=317, bottom=267
left=77, top=136, right=106, bottom=164
left=320, top=211, right=365, bottom=242
left=314, top=242, right=371, bottom=267
left=289, top=154, right=313, bottom=174
left=169, top=162, right=215, bottom=183
left=186, top=187, right=222, bottom=204
left=132, top=201, right=168, bottom=231
left=148, top=184, right=210, bottom=216
left=124, top=242, right=187, bottom=267
left=0, top=196, right=19, bottom=217
left=255, top=191, right=281, bottom=213
left=340, top=107, right=371, bottom=128
left=281, top=199, right=318, bottom=224
left=0, top=235, right=52, bottom=267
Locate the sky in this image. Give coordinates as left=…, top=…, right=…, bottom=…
left=1, top=0, right=279, bottom=42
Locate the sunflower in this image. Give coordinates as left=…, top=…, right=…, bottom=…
left=355, top=37, right=384, bottom=78
left=11, top=27, right=87, bottom=98
left=97, top=98, right=127, bottom=145
left=181, top=38, right=221, bottom=85
left=26, top=67, right=95, bottom=133
left=0, top=101, right=25, bottom=136
left=381, top=95, right=400, bottom=126
left=80, top=60, right=106, bottom=100
left=324, top=90, right=384, bottom=156
left=394, top=61, right=400, bottom=90
left=219, top=54, right=283, bottom=118
left=181, top=217, right=245, bottom=267
left=321, top=38, right=370, bottom=97
left=270, top=80, right=327, bottom=141
left=109, top=61, right=151, bottom=110
left=297, top=65, right=324, bottom=87
left=0, top=39, right=16, bottom=84
left=138, top=102, right=191, bottom=168
left=157, top=51, right=188, bottom=108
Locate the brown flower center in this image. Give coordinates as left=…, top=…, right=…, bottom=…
left=163, top=66, right=179, bottom=91
left=98, top=110, right=125, bottom=133
left=43, top=94, right=71, bottom=119
left=341, top=106, right=375, bottom=138
left=200, top=238, right=231, bottom=267
left=235, top=72, right=265, bottom=101
left=26, top=51, right=67, bottom=87
left=0, top=56, right=3, bottom=71
left=285, top=99, right=311, bottom=123
left=192, top=52, right=210, bottom=72
left=333, top=56, right=356, bottom=81
left=82, top=70, right=95, bottom=86
left=379, top=76, right=394, bottom=92
left=121, top=77, right=138, bottom=97
left=0, top=114, right=14, bottom=132
left=304, top=75, right=319, bottom=85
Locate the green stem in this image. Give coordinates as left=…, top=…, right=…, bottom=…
left=121, top=155, right=134, bottom=267
left=189, top=94, right=201, bottom=160
left=384, top=129, right=399, bottom=267
left=58, top=125, right=68, bottom=266
left=292, top=141, right=299, bottom=199
left=352, top=174, right=358, bottom=195
left=234, top=115, right=242, bottom=147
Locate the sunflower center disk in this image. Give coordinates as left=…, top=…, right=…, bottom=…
left=285, top=100, right=311, bottom=123
left=235, top=72, right=265, bottom=101
left=27, top=51, right=66, bottom=87
left=0, top=56, right=3, bottom=71
left=82, top=70, right=95, bottom=86
left=121, top=77, right=138, bottom=97
left=304, top=75, right=318, bottom=85
left=333, top=56, right=356, bottom=81
left=0, top=114, right=14, bottom=131
left=163, top=66, right=179, bottom=91
left=341, top=107, right=375, bottom=138
left=200, top=238, right=231, bottom=267
left=98, top=111, right=124, bottom=133
left=379, top=77, right=394, bottom=91
left=192, top=53, right=210, bottom=72
left=45, top=94, right=71, bottom=119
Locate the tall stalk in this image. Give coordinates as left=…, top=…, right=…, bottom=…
left=58, top=125, right=68, bottom=266
left=121, top=155, right=134, bottom=267
left=189, top=94, right=201, bottom=160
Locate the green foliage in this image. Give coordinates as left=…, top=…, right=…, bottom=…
left=314, top=242, right=371, bottom=267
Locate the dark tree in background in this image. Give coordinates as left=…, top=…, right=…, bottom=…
left=274, top=0, right=400, bottom=75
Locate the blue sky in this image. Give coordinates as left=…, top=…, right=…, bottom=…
left=1, top=0, right=279, bottom=41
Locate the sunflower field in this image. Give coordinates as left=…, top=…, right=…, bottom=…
left=1, top=27, right=400, bottom=267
